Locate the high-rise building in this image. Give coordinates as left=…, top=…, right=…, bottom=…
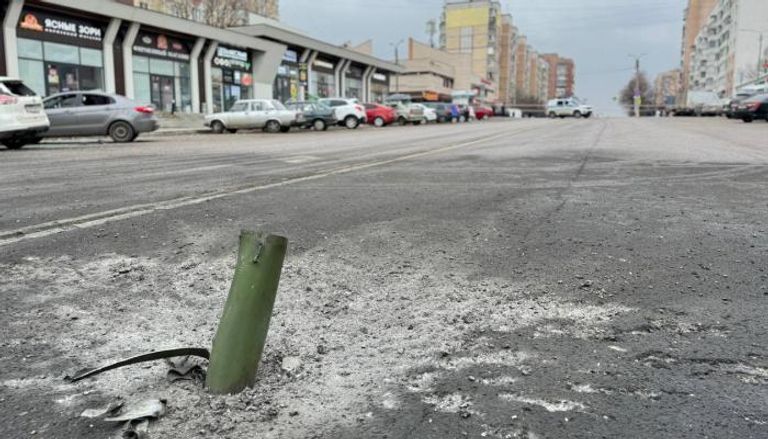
left=541, top=54, right=575, bottom=99
left=497, top=15, right=516, bottom=104
left=679, top=0, right=717, bottom=102
left=511, top=34, right=529, bottom=102
left=654, top=69, right=681, bottom=107
left=687, top=0, right=768, bottom=97
left=440, top=0, right=503, bottom=100
left=131, top=0, right=279, bottom=25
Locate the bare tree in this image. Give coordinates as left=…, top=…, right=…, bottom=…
left=166, top=0, right=248, bottom=27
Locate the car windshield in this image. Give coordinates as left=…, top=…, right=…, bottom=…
left=0, top=80, right=36, bottom=97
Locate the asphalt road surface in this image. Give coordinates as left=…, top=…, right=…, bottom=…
left=1, top=118, right=767, bottom=439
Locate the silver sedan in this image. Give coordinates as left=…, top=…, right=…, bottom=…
left=42, top=92, right=159, bottom=142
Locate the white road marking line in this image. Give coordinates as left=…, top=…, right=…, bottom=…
left=0, top=128, right=522, bottom=248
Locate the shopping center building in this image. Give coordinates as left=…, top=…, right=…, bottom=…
left=0, top=0, right=401, bottom=113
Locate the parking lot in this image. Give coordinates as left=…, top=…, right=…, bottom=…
left=1, top=116, right=767, bottom=439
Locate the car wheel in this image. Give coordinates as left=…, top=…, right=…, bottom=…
left=2, top=138, right=27, bottom=150
left=374, top=117, right=385, bottom=127
left=211, top=120, right=225, bottom=134
left=265, top=120, right=281, bottom=133
left=280, top=126, right=291, bottom=133
left=227, top=129, right=238, bottom=134
left=29, top=137, right=43, bottom=144
left=548, top=112, right=557, bottom=118
left=313, top=119, right=327, bottom=131
left=398, top=116, right=408, bottom=126
left=573, top=111, right=582, bottom=119
left=109, top=121, right=135, bottom=143
left=344, top=115, right=359, bottom=129
left=742, top=117, right=753, bottom=123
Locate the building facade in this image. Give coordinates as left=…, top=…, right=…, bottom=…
left=541, top=53, right=574, bottom=99
left=440, top=0, right=502, bottom=101
left=654, top=69, right=681, bottom=107
left=2, top=0, right=399, bottom=113
left=679, top=0, right=717, bottom=103
left=687, top=0, right=768, bottom=97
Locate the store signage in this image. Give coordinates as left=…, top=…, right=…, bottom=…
left=283, top=50, right=298, bottom=63
left=298, top=63, right=308, bottom=85
left=313, top=59, right=334, bottom=70
left=213, top=46, right=251, bottom=71
left=18, top=10, right=103, bottom=42
left=373, top=73, right=387, bottom=82
left=133, top=32, right=190, bottom=61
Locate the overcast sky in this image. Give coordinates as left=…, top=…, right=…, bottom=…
left=281, top=0, right=687, bottom=115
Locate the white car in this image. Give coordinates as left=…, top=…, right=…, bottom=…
left=546, top=98, right=592, bottom=119
left=0, top=77, right=50, bottom=149
left=205, top=99, right=298, bottom=134
left=413, top=104, right=438, bottom=123
left=318, top=98, right=367, bottom=129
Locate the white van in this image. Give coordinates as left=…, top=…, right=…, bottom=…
left=0, top=77, right=50, bottom=149
left=546, top=97, right=593, bottom=119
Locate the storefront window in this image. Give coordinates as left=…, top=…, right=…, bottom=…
left=133, top=54, right=191, bottom=113
left=43, top=42, right=80, bottom=64
left=345, top=77, right=363, bottom=100
left=311, top=71, right=335, bottom=98
left=80, top=48, right=103, bottom=67
left=18, top=38, right=43, bottom=59
left=19, top=59, right=45, bottom=96
left=17, top=38, right=104, bottom=97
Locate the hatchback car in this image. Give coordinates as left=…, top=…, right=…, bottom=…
left=735, top=93, right=768, bottom=123
left=422, top=103, right=456, bottom=123
left=474, top=105, right=494, bottom=120
left=364, top=103, right=396, bottom=127
left=389, top=102, right=425, bottom=125
left=285, top=101, right=337, bottom=131
left=43, top=92, right=158, bottom=142
left=205, top=99, right=298, bottom=133
left=0, top=77, right=50, bottom=149
left=318, top=98, right=367, bottom=129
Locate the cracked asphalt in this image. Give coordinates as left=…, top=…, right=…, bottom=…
left=0, top=117, right=767, bottom=438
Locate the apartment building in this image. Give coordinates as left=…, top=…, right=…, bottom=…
left=541, top=53, right=575, bottom=99
left=511, top=34, right=528, bottom=102
left=440, top=0, right=503, bottom=100
left=654, top=69, right=681, bottom=107
left=679, top=0, right=717, bottom=103
left=497, top=15, right=515, bottom=104
left=687, top=0, right=768, bottom=97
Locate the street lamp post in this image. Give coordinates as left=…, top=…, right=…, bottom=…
left=628, top=53, right=646, bottom=118
left=390, top=39, right=405, bottom=93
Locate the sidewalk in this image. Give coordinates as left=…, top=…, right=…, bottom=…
left=151, top=112, right=209, bottom=137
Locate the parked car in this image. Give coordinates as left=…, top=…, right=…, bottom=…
left=546, top=98, right=593, bottom=118
left=474, top=105, right=494, bottom=120
left=389, top=102, right=425, bottom=125
left=412, top=103, right=437, bottom=123
left=734, top=93, right=768, bottom=123
left=422, top=102, right=456, bottom=123
left=725, top=91, right=756, bottom=119
left=0, top=77, right=49, bottom=149
left=285, top=101, right=337, bottom=131
left=205, top=99, right=297, bottom=133
left=42, top=92, right=158, bottom=142
left=364, top=103, right=396, bottom=127
left=317, top=98, right=366, bottom=129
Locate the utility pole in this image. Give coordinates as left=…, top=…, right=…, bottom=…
left=629, top=53, right=646, bottom=118
left=390, top=39, right=404, bottom=93
left=758, top=32, right=764, bottom=78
